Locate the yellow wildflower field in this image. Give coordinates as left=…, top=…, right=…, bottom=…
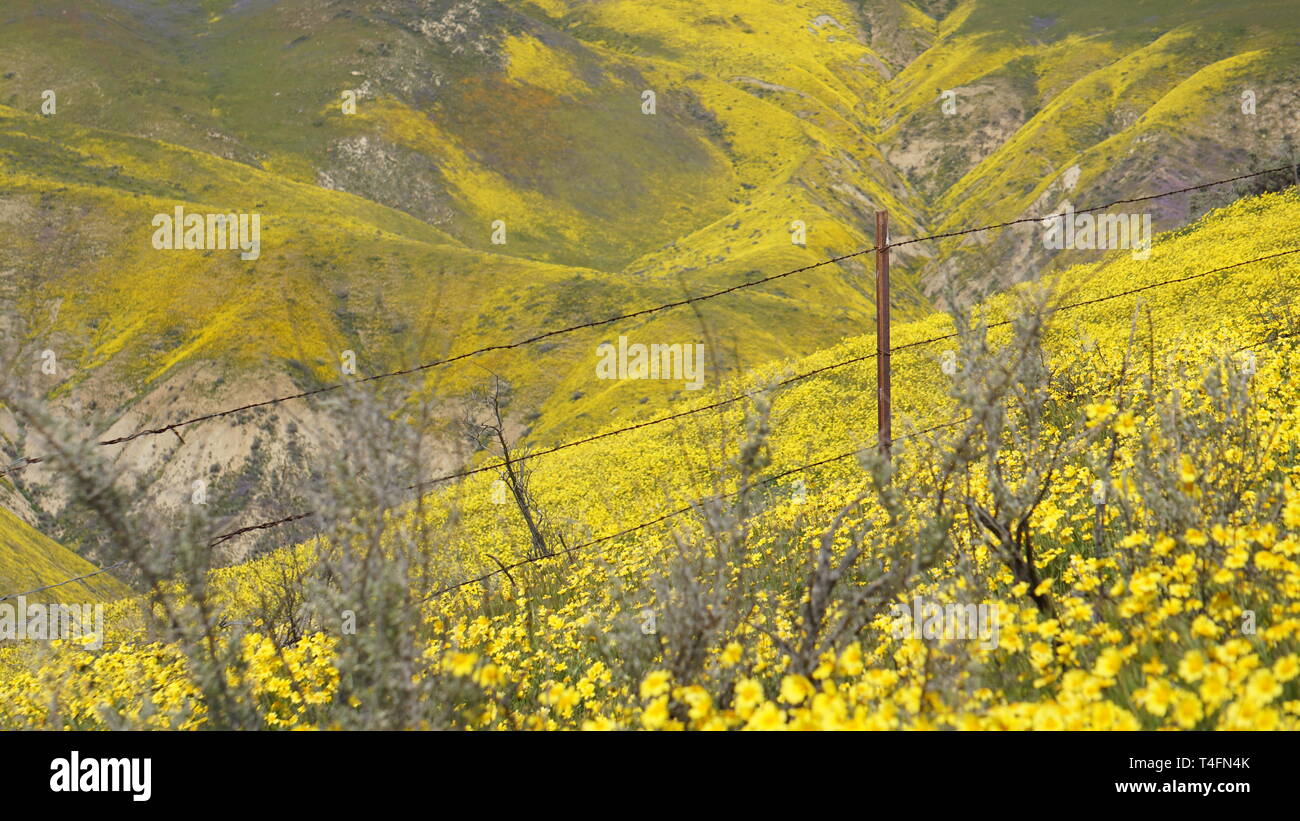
left=3, top=189, right=1298, bottom=731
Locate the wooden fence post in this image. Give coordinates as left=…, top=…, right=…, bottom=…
left=875, top=210, right=892, bottom=461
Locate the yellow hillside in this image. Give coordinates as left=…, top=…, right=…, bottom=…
left=0, top=506, right=129, bottom=605
left=3, top=186, right=1297, bottom=729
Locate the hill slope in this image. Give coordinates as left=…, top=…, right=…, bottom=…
left=0, top=506, right=129, bottom=605
left=2, top=0, right=1298, bottom=579
left=3, top=186, right=1296, bottom=729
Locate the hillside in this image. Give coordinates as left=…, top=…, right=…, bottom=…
left=3, top=185, right=1297, bottom=728
left=0, top=0, right=1298, bottom=718
left=0, top=505, right=129, bottom=605
left=1, top=3, right=1294, bottom=545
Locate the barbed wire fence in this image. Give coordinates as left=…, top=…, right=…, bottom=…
left=3, top=164, right=1298, bottom=601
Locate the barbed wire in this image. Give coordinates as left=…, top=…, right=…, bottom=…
left=413, top=244, right=1300, bottom=491
left=8, top=265, right=1299, bottom=603
left=418, top=301, right=1300, bottom=601
left=204, top=243, right=1300, bottom=546
left=1, top=164, right=1291, bottom=479
left=0, top=561, right=127, bottom=603
left=3, top=170, right=1297, bottom=599
left=887, top=163, right=1297, bottom=249
left=422, top=416, right=968, bottom=601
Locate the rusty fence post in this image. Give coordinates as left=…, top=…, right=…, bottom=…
left=875, top=210, right=891, bottom=461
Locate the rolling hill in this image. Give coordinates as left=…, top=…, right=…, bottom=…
left=1, top=0, right=1297, bottom=597
left=3, top=182, right=1296, bottom=728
